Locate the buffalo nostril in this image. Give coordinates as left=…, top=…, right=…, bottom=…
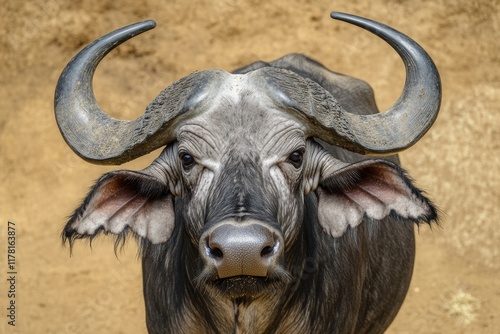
left=260, top=245, right=274, bottom=257
left=210, top=246, right=223, bottom=259
left=205, top=236, right=224, bottom=259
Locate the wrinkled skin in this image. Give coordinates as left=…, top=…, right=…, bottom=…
left=63, top=55, right=438, bottom=334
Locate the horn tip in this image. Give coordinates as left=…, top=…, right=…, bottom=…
left=143, top=19, right=157, bottom=29
left=330, top=12, right=351, bottom=21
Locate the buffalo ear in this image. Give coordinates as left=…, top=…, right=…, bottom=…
left=63, top=170, right=175, bottom=245
left=315, top=159, right=438, bottom=237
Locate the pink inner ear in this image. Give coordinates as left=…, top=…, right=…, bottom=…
left=101, top=193, right=150, bottom=234
left=70, top=172, right=175, bottom=244
left=317, top=161, right=433, bottom=238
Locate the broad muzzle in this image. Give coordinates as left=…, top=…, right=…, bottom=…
left=200, top=220, right=283, bottom=279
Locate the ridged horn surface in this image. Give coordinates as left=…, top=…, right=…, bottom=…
left=263, top=12, right=441, bottom=154
left=54, top=20, right=220, bottom=164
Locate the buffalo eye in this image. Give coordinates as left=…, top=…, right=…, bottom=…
left=287, top=150, right=304, bottom=168
left=179, top=152, right=195, bottom=170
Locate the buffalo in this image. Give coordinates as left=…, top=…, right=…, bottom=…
left=56, top=12, right=441, bottom=334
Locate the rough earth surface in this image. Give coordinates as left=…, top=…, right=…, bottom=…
left=0, top=0, right=499, bottom=333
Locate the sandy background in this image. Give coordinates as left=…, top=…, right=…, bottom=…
left=0, top=0, right=498, bottom=333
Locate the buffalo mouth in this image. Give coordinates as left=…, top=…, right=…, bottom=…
left=211, top=275, right=287, bottom=299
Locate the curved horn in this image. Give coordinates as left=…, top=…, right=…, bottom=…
left=55, top=21, right=219, bottom=165
left=265, top=12, right=441, bottom=155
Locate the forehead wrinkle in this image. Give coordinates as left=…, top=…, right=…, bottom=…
left=228, top=95, right=306, bottom=154
left=178, top=87, right=307, bottom=161
left=262, top=123, right=305, bottom=156
left=178, top=123, right=219, bottom=155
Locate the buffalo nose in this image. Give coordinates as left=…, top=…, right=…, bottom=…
left=201, top=223, right=282, bottom=279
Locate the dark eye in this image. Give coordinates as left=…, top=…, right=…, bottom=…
left=179, top=152, right=195, bottom=170
left=287, top=150, right=303, bottom=167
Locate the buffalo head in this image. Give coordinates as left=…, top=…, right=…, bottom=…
left=56, top=13, right=440, bottom=305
